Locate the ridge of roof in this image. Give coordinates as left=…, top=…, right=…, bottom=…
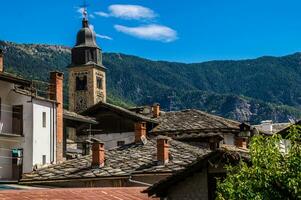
left=63, top=109, right=98, bottom=124
left=151, top=109, right=240, bottom=133
left=82, top=101, right=159, bottom=123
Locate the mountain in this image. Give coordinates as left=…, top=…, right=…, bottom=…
left=1, top=40, right=301, bottom=124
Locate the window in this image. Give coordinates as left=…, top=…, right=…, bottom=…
left=12, top=105, right=23, bottom=135
left=42, top=155, right=46, bottom=165
left=76, top=75, right=87, bottom=91
left=117, top=141, right=125, bottom=147
left=97, top=77, right=103, bottom=89
left=42, top=112, right=46, bottom=128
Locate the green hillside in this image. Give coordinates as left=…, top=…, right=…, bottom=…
left=1, top=40, right=301, bottom=123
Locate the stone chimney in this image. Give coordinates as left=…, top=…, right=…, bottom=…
left=152, top=103, right=160, bottom=118
left=0, top=49, right=3, bottom=72
left=157, top=137, right=169, bottom=165
left=135, top=122, right=146, bottom=143
left=49, top=71, right=64, bottom=163
left=92, top=139, right=105, bottom=168
left=235, top=137, right=247, bottom=149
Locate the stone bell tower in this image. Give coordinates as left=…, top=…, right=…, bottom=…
left=68, top=12, right=106, bottom=112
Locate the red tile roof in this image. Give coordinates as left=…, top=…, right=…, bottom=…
left=0, top=187, right=157, bottom=200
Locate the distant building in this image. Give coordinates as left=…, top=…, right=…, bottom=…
left=253, top=120, right=291, bottom=135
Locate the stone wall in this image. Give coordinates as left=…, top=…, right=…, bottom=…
left=167, top=170, right=208, bottom=200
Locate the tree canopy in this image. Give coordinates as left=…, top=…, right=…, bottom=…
left=217, top=126, right=301, bottom=200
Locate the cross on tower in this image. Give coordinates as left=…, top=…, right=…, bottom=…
left=81, top=0, right=89, bottom=19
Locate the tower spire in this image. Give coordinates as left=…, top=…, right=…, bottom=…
left=82, top=0, right=89, bottom=28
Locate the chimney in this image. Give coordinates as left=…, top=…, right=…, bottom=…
left=92, top=139, right=105, bottom=168
left=49, top=71, right=64, bottom=162
left=0, top=49, right=3, bottom=72
left=135, top=122, right=146, bottom=143
left=157, top=137, right=169, bottom=165
left=235, top=137, right=247, bottom=149
left=152, top=103, right=160, bottom=118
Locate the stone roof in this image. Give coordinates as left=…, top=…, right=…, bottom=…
left=0, top=187, right=156, bottom=200
left=63, top=109, right=98, bottom=124
left=254, top=122, right=291, bottom=135
left=144, top=144, right=249, bottom=197
left=21, top=137, right=211, bottom=183
left=151, top=109, right=241, bottom=134
left=0, top=72, right=31, bottom=87
left=82, top=102, right=158, bottom=124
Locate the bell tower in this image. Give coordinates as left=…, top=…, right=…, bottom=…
left=68, top=11, right=106, bottom=112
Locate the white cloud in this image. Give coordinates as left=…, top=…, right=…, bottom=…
left=94, top=11, right=110, bottom=18
left=89, top=25, right=113, bottom=40
left=95, top=4, right=156, bottom=20
left=96, top=34, right=113, bottom=40
left=77, top=7, right=85, bottom=17
left=114, top=24, right=177, bottom=42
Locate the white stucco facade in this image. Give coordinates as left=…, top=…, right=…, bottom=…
left=0, top=80, right=57, bottom=180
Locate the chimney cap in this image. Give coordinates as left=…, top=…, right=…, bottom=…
left=84, top=140, right=93, bottom=144
left=157, top=135, right=170, bottom=140
left=91, top=138, right=103, bottom=144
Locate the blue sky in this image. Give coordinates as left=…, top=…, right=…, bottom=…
left=1, top=0, right=301, bottom=63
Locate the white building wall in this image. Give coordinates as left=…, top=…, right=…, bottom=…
left=32, top=99, right=55, bottom=168
left=89, top=132, right=135, bottom=150
left=0, top=80, right=56, bottom=179
left=0, top=80, right=34, bottom=178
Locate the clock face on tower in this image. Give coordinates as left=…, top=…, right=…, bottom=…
left=75, top=95, right=87, bottom=112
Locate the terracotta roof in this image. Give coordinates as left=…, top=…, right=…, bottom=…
left=151, top=109, right=240, bottom=134
left=82, top=102, right=158, bottom=123
left=63, top=109, right=98, bottom=124
left=21, top=137, right=211, bottom=183
left=144, top=145, right=249, bottom=197
left=0, top=187, right=156, bottom=200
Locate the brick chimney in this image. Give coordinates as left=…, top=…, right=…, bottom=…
left=0, top=49, right=3, bottom=72
left=235, top=137, right=247, bottom=149
left=49, top=71, right=64, bottom=162
left=152, top=103, right=160, bottom=118
left=92, top=139, right=105, bottom=168
left=135, top=122, right=146, bottom=143
left=157, top=137, right=169, bottom=165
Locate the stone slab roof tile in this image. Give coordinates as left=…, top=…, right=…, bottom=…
left=151, top=109, right=240, bottom=134
left=21, top=137, right=211, bottom=182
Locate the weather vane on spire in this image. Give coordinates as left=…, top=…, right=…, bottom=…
left=81, top=0, right=89, bottom=19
